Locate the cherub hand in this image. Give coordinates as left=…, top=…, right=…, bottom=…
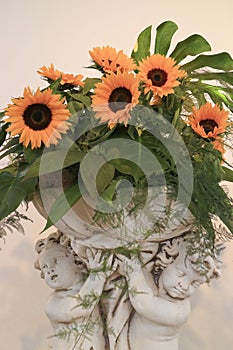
left=86, top=248, right=116, bottom=277
left=86, top=248, right=102, bottom=270
left=101, top=253, right=117, bottom=278
left=117, top=254, right=142, bottom=278
left=140, top=241, right=159, bottom=268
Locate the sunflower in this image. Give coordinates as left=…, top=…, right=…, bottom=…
left=150, top=94, right=163, bottom=106
left=91, top=72, right=140, bottom=128
left=188, top=102, right=228, bottom=139
left=138, top=54, right=186, bottom=97
left=38, top=64, right=84, bottom=87
left=89, top=46, right=137, bottom=73
left=213, top=137, right=225, bottom=155
left=5, top=87, right=71, bottom=149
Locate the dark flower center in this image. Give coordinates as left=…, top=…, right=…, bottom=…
left=199, top=119, right=218, bottom=134
left=147, top=69, right=167, bottom=87
left=108, top=87, right=132, bottom=113
left=23, top=103, right=52, bottom=130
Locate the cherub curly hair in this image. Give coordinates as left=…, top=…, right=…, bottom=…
left=34, top=231, right=86, bottom=278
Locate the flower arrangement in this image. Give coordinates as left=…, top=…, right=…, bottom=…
left=1, top=20, right=233, bottom=247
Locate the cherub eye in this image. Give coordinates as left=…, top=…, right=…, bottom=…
left=191, top=280, right=201, bottom=287
left=176, top=269, right=185, bottom=277
left=42, top=264, right=47, bottom=270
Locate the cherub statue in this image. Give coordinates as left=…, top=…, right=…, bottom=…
left=116, top=236, right=222, bottom=350
left=35, top=232, right=114, bottom=350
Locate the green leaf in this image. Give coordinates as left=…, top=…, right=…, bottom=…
left=190, top=88, right=207, bottom=106
left=208, top=90, right=229, bottom=106
left=154, top=20, right=178, bottom=55
left=99, top=179, right=120, bottom=201
left=185, top=80, right=233, bottom=108
left=0, top=163, right=18, bottom=175
left=0, top=136, right=20, bottom=151
left=201, top=84, right=230, bottom=106
left=0, top=111, right=5, bottom=120
left=0, top=123, right=9, bottom=146
left=68, top=101, right=83, bottom=114
left=43, top=184, right=81, bottom=230
left=170, top=34, right=211, bottom=63
left=48, top=77, right=62, bottom=91
left=80, top=153, right=115, bottom=195
left=23, top=146, right=44, bottom=164
left=131, top=25, right=152, bottom=62
left=96, top=162, right=115, bottom=194
left=25, top=148, right=85, bottom=179
left=69, top=93, right=91, bottom=107
left=181, top=52, right=233, bottom=72
left=190, top=71, right=233, bottom=85
left=222, top=166, right=233, bottom=182
left=0, top=172, right=37, bottom=220
left=0, top=143, right=23, bottom=160
left=109, top=158, right=144, bottom=183
left=83, top=78, right=101, bottom=94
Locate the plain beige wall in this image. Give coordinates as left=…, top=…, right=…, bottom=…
left=0, top=1, right=233, bottom=349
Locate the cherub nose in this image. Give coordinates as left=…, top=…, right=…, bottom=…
left=179, top=279, right=189, bottom=291
left=47, top=268, right=55, bottom=275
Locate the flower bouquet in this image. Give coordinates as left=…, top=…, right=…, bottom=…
left=1, top=20, right=233, bottom=250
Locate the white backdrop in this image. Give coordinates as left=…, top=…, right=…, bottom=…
left=1, top=1, right=233, bottom=349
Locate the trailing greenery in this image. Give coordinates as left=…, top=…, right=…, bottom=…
left=0, top=210, right=32, bottom=246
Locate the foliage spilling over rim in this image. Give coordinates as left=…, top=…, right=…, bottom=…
left=0, top=20, right=233, bottom=247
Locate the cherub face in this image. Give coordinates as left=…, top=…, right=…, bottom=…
left=38, top=244, right=81, bottom=290
left=159, top=252, right=206, bottom=300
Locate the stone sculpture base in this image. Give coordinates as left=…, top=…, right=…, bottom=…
left=34, top=228, right=222, bottom=350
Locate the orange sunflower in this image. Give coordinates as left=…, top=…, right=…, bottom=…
left=213, top=137, right=225, bottom=156
left=38, top=63, right=84, bottom=87
left=138, top=54, right=186, bottom=97
left=89, top=46, right=137, bottom=73
left=5, top=87, right=71, bottom=149
left=150, top=95, right=163, bottom=106
left=188, top=102, right=228, bottom=139
left=91, top=71, right=140, bottom=128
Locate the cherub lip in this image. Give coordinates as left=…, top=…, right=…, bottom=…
left=169, top=287, right=186, bottom=297
left=174, top=287, right=185, bottom=294
left=51, top=274, right=58, bottom=281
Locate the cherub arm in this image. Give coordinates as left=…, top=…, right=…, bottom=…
left=47, top=251, right=114, bottom=323
left=119, top=256, right=189, bottom=326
